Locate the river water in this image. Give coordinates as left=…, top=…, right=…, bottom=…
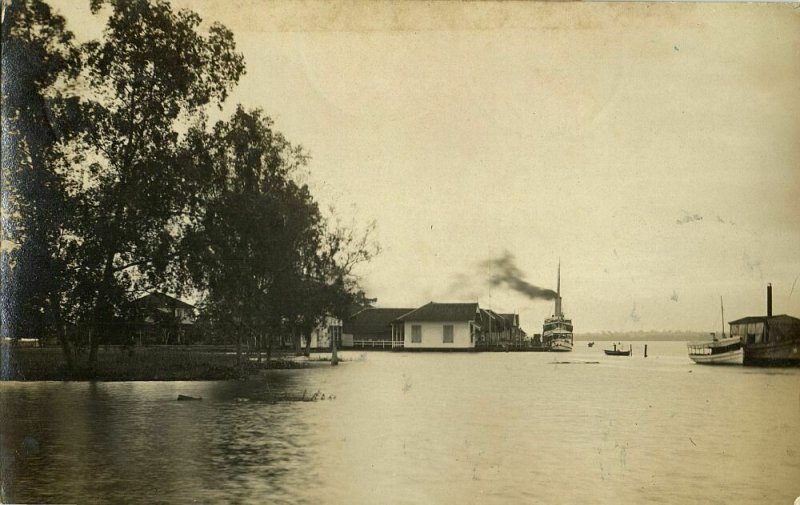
left=2, top=342, right=799, bottom=504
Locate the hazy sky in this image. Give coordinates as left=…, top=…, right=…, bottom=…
left=52, top=1, right=800, bottom=333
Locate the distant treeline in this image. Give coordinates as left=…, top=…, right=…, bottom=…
left=574, top=331, right=715, bottom=342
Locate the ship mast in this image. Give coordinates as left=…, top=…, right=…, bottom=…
left=720, top=296, right=725, bottom=338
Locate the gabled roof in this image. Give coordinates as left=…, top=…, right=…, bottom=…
left=729, top=314, right=800, bottom=325
left=343, top=308, right=415, bottom=334
left=479, top=309, right=510, bottom=330
left=134, top=292, right=194, bottom=310
left=396, top=302, right=480, bottom=322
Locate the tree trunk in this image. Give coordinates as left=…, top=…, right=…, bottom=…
left=88, top=326, right=99, bottom=370
left=331, top=325, right=339, bottom=366
left=303, top=330, right=312, bottom=357
left=236, top=325, right=242, bottom=367
left=265, top=333, right=273, bottom=368
left=89, top=250, right=117, bottom=370
left=293, top=326, right=302, bottom=356
left=257, top=332, right=262, bottom=364
left=57, top=324, right=74, bottom=372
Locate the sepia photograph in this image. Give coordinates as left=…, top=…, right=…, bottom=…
left=1, top=0, right=799, bottom=503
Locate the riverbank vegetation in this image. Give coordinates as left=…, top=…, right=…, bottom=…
left=1, top=346, right=323, bottom=381
left=2, top=0, right=376, bottom=379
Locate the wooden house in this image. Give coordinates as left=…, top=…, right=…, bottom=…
left=129, top=292, right=197, bottom=345
left=392, top=302, right=481, bottom=350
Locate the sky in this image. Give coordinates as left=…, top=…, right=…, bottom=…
left=50, top=1, right=800, bottom=333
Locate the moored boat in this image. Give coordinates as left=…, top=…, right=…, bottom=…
left=687, top=297, right=742, bottom=365
left=733, top=284, right=800, bottom=366
left=687, top=336, right=743, bottom=364
left=603, top=343, right=631, bottom=356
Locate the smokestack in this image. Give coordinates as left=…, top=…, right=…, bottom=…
left=767, top=283, right=772, bottom=318
left=555, top=260, right=562, bottom=317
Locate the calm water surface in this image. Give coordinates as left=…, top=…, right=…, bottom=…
left=2, top=342, right=799, bottom=504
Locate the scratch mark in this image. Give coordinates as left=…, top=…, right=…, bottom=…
left=402, top=373, right=412, bottom=393
left=630, top=303, right=640, bottom=323
left=742, top=252, right=763, bottom=280
left=676, top=210, right=703, bottom=225
left=689, top=437, right=696, bottom=446
left=790, top=274, right=799, bottom=298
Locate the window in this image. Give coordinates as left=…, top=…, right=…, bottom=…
left=443, top=325, right=454, bottom=343
left=411, top=325, right=422, bottom=343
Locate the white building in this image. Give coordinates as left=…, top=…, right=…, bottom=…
left=392, top=302, right=481, bottom=350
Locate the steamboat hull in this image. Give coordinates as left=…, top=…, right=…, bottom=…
left=743, top=339, right=800, bottom=366
left=549, top=340, right=572, bottom=352
left=727, top=284, right=800, bottom=366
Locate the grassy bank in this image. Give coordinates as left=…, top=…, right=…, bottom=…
left=0, top=346, right=315, bottom=381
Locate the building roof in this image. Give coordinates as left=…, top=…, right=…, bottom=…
left=343, top=308, right=415, bottom=334
left=499, top=313, right=519, bottom=326
left=479, top=309, right=510, bottom=331
left=396, top=302, right=480, bottom=322
left=134, top=292, right=194, bottom=310
left=729, top=314, right=800, bottom=325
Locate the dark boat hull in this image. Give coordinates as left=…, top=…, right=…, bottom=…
left=743, top=339, right=800, bottom=366
left=604, top=350, right=631, bottom=356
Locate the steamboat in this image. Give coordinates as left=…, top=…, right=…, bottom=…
left=543, top=262, right=573, bottom=352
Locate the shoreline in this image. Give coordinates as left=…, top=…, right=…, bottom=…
left=0, top=347, right=341, bottom=382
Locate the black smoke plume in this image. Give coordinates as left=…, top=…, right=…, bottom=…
left=480, top=251, right=557, bottom=300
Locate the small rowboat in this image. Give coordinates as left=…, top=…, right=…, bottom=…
left=604, top=344, right=631, bottom=356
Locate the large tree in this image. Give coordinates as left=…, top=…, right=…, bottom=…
left=56, top=0, right=244, bottom=368
left=183, top=106, right=323, bottom=365
left=184, top=106, right=378, bottom=366
left=4, top=0, right=377, bottom=375
left=1, top=0, right=80, bottom=366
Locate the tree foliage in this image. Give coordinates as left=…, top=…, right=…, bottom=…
left=53, top=0, right=244, bottom=365
left=183, top=106, right=377, bottom=360
left=1, top=0, right=79, bottom=350
left=4, top=0, right=377, bottom=372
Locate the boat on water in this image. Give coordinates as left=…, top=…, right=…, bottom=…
left=604, top=343, right=631, bottom=356
left=687, top=296, right=743, bottom=365
left=732, top=284, right=800, bottom=366
left=587, top=342, right=595, bottom=348
left=687, top=336, right=743, bottom=364
left=542, top=261, right=573, bottom=352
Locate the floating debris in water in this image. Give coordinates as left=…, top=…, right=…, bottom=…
left=247, top=389, right=337, bottom=404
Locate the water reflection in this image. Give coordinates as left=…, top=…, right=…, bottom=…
left=2, top=344, right=799, bottom=504
left=2, top=375, right=321, bottom=504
